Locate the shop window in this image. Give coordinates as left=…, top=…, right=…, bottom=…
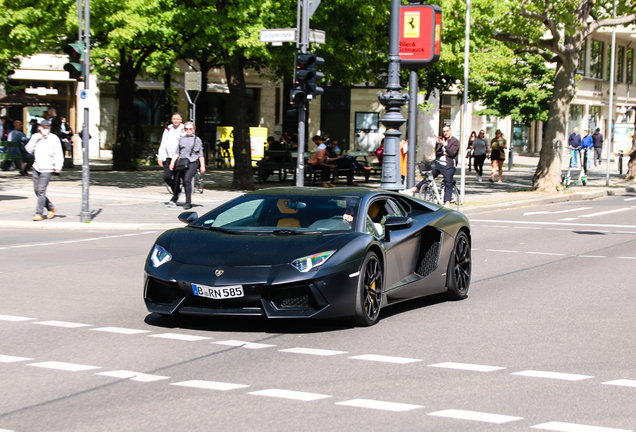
left=609, top=46, right=624, bottom=83
left=568, top=105, right=583, bottom=134
left=590, top=40, right=603, bottom=79
left=577, top=40, right=586, bottom=75
left=588, top=106, right=600, bottom=131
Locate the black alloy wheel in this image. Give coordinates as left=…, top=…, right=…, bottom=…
left=446, top=231, right=471, bottom=300
left=354, top=251, right=383, bottom=326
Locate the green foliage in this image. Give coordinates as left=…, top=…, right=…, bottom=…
left=471, top=54, right=554, bottom=124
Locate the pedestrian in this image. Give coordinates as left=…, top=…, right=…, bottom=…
left=592, top=127, right=604, bottom=168
left=467, top=131, right=476, bottom=172
left=168, top=121, right=205, bottom=210
left=581, top=129, right=593, bottom=173
left=472, top=130, right=488, bottom=182
left=376, top=138, right=385, bottom=165
left=568, top=127, right=582, bottom=168
left=308, top=135, right=335, bottom=187
left=25, top=120, right=63, bottom=221
left=8, top=120, right=32, bottom=176
left=406, top=125, right=459, bottom=207
left=158, top=113, right=185, bottom=204
left=400, top=138, right=408, bottom=183
left=488, top=129, right=507, bottom=182
left=29, top=119, right=38, bottom=137
left=59, top=116, right=73, bottom=154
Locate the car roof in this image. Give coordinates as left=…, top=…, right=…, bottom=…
left=245, top=186, right=389, bottom=199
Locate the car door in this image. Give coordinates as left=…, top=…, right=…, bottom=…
left=364, top=197, right=419, bottom=295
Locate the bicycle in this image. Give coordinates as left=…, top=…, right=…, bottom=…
left=416, top=161, right=460, bottom=211
left=164, top=169, right=204, bottom=195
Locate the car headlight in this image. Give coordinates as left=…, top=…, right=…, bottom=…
left=291, top=250, right=336, bottom=272
left=150, top=245, right=172, bottom=268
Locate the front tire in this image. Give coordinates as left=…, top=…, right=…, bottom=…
left=353, top=251, right=383, bottom=326
left=446, top=231, right=471, bottom=300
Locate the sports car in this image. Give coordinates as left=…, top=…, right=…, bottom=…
left=144, top=187, right=471, bottom=326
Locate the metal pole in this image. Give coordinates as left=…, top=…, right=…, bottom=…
left=295, top=0, right=310, bottom=187
left=407, top=70, right=418, bottom=189
left=80, top=0, right=91, bottom=222
left=606, top=0, right=616, bottom=186
left=459, top=0, right=470, bottom=204
left=77, top=0, right=82, bottom=41
left=296, top=0, right=301, bottom=49
left=378, top=0, right=408, bottom=191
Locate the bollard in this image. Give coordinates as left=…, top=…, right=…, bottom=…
left=619, top=150, right=623, bottom=175
left=508, top=147, right=514, bottom=171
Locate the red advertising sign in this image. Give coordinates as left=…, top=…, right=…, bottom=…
left=399, top=5, right=442, bottom=69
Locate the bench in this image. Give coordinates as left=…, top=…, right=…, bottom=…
left=255, top=150, right=295, bottom=182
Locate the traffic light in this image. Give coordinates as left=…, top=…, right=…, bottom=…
left=63, top=42, right=85, bottom=82
left=292, top=51, right=324, bottom=103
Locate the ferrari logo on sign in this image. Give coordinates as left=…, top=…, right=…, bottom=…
left=404, top=12, right=420, bottom=38
left=215, top=270, right=224, bottom=277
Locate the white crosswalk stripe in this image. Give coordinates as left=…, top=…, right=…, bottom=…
left=249, top=389, right=331, bottom=401
left=602, top=379, right=636, bottom=388
left=511, top=370, right=593, bottom=381
left=349, top=354, right=421, bottom=364
left=170, top=380, right=249, bottom=391
left=531, top=421, right=632, bottom=431
left=429, top=362, right=505, bottom=372
left=149, top=333, right=212, bottom=342
left=27, top=361, right=101, bottom=372
left=33, top=320, right=92, bottom=328
left=0, top=354, right=33, bottom=363
left=0, top=314, right=35, bottom=322
left=90, top=327, right=150, bottom=335
left=428, top=409, right=523, bottom=424
left=214, top=340, right=275, bottom=349
left=279, top=347, right=346, bottom=356
left=335, top=399, right=422, bottom=412
left=96, top=370, right=170, bottom=382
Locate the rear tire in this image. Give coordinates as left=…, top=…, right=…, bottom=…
left=446, top=231, right=471, bottom=300
left=353, top=251, right=383, bottom=327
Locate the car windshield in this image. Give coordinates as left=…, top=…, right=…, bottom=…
left=191, top=195, right=361, bottom=233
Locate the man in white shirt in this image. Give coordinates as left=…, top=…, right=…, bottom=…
left=157, top=113, right=184, bottom=203
left=25, top=120, right=64, bottom=221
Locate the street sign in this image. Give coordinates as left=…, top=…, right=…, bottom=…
left=309, top=29, right=326, bottom=45
left=399, top=4, right=442, bottom=69
left=260, top=28, right=297, bottom=43
left=80, top=89, right=89, bottom=100
left=185, top=72, right=201, bottom=91
left=309, top=0, right=321, bottom=18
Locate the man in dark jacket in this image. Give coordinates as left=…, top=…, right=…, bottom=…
left=592, top=128, right=604, bottom=168
left=407, top=125, right=459, bottom=206
left=568, top=128, right=581, bottom=168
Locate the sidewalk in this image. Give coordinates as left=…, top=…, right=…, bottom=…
left=0, top=154, right=633, bottom=230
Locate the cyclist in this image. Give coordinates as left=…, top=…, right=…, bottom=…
left=406, top=125, right=459, bottom=207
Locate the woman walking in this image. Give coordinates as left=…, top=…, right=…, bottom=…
left=472, top=130, right=488, bottom=182
left=169, top=121, right=206, bottom=209
left=467, top=131, right=476, bottom=172
left=489, top=129, right=507, bottom=183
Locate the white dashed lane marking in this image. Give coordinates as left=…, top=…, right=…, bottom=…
left=213, top=340, right=275, bottom=349
left=0, top=232, right=156, bottom=250
left=170, top=380, right=250, bottom=391
left=0, top=315, right=35, bottom=322
left=335, top=399, right=423, bottom=412
left=89, top=327, right=151, bottom=335
left=526, top=252, right=567, bottom=256
left=602, top=379, right=636, bottom=388
left=96, top=370, right=170, bottom=382
left=349, top=354, right=422, bottom=364
left=485, top=249, right=519, bottom=253
left=279, top=347, right=347, bottom=356
left=149, top=333, right=212, bottom=342
left=27, top=361, right=101, bottom=372
left=33, top=320, right=92, bottom=328
left=511, top=370, right=593, bottom=381
left=0, top=428, right=15, bottom=432
left=428, top=362, right=505, bottom=372
left=428, top=409, right=523, bottom=424
left=531, top=421, right=632, bottom=431
left=249, top=389, right=332, bottom=401
left=0, top=354, right=33, bottom=363
left=579, top=208, right=634, bottom=218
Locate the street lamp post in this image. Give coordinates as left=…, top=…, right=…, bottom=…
left=378, top=0, right=409, bottom=191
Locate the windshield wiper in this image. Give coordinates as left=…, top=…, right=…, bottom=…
left=206, top=226, right=238, bottom=234
left=272, top=229, right=321, bottom=235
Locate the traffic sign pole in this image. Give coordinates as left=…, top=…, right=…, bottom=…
left=80, top=0, right=91, bottom=223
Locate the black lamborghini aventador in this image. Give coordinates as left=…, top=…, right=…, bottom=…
left=144, top=187, right=471, bottom=326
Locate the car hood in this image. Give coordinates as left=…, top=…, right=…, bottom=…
left=163, top=228, right=361, bottom=267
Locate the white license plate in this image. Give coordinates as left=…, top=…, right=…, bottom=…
left=192, top=284, right=244, bottom=299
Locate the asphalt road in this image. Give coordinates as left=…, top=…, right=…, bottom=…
left=1, top=194, right=636, bottom=432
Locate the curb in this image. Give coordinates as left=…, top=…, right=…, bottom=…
left=461, top=186, right=635, bottom=215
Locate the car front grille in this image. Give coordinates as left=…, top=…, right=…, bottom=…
left=145, top=277, right=182, bottom=305
left=269, top=285, right=316, bottom=310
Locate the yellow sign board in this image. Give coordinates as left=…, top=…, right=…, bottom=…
left=403, top=11, right=420, bottom=38
left=216, top=126, right=270, bottom=165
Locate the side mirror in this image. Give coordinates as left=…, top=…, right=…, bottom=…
left=383, top=216, right=413, bottom=242
left=178, top=211, right=198, bottom=224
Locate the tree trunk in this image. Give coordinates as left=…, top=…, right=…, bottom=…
left=196, top=59, right=211, bottom=146
left=532, top=62, right=577, bottom=191
left=113, top=49, right=138, bottom=170
left=224, top=55, right=254, bottom=190
left=161, top=72, right=176, bottom=125
left=626, top=148, right=636, bottom=180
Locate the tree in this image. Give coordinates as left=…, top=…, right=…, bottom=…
left=492, top=0, right=636, bottom=191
